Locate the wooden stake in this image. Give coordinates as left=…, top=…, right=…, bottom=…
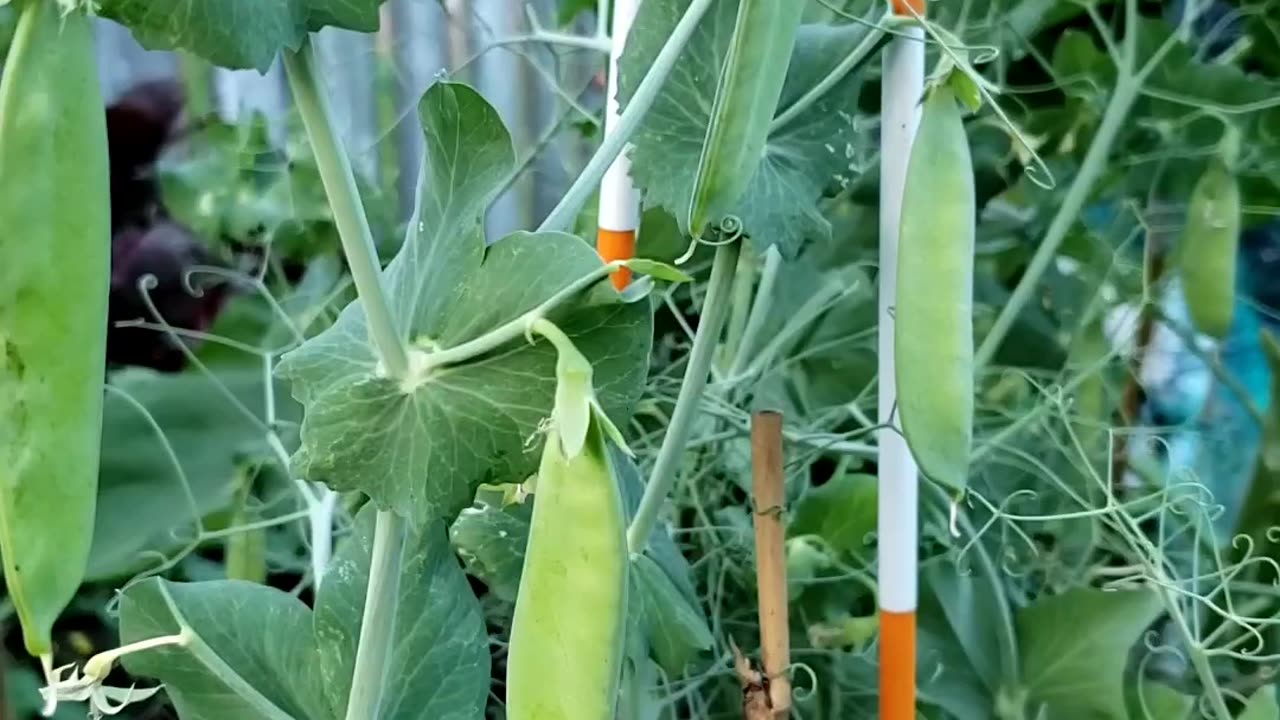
left=751, top=410, right=791, bottom=718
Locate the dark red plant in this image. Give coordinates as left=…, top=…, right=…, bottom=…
left=106, top=79, right=237, bottom=372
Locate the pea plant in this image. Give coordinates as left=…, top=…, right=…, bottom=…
left=4, top=0, right=1280, bottom=719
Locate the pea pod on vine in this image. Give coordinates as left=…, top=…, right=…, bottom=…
left=1178, top=154, right=1241, bottom=340
left=506, top=322, right=630, bottom=720
left=0, top=0, right=111, bottom=660
left=505, top=411, right=630, bottom=720
left=894, top=80, right=976, bottom=493
left=686, top=0, right=804, bottom=240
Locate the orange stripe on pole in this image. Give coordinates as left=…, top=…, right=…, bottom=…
left=879, top=609, right=917, bottom=720
left=890, top=0, right=925, bottom=16
left=598, top=0, right=642, bottom=290
left=598, top=228, right=636, bottom=290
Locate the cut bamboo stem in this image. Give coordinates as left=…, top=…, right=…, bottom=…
left=751, top=410, right=791, bottom=718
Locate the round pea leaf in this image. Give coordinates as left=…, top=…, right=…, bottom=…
left=119, top=505, right=488, bottom=720
left=98, top=0, right=387, bottom=72
left=1018, top=586, right=1164, bottom=718
left=617, top=0, right=877, bottom=258
left=630, top=553, right=713, bottom=676
left=276, top=81, right=652, bottom=523
left=449, top=500, right=532, bottom=604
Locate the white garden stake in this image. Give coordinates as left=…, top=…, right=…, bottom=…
left=878, top=2, right=925, bottom=717
left=597, top=0, right=644, bottom=289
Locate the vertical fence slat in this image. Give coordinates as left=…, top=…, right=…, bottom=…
left=314, top=28, right=380, bottom=182
left=93, top=19, right=178, bottom=102
left=385, top=0, right=451, bottom=221
left=213, top=60, right=291, bottom=143
left=474, top=0, right=524, bottom=240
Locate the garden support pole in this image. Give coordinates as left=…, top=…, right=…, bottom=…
left=751, top=411, right=791, bottom=716
left=878, top=4, right=925, bottom=719
left=597, top=0, right=643, bottom=290
left=539, top=0, right=719, bottom=233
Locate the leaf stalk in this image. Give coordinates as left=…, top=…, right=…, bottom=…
left=282, top=41, right=409, bottom=380
left=341, top=510, right=406, bottom=720
left=407, top=260, right=627, bottom=381
left=628, top=240, right=741, bottom=552
left=281, top=39, right=410, bottom=720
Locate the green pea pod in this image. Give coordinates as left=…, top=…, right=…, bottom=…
left=224, top=473, right=267, bottom=584
left=1178, top=157, right=1240, bottom=340
left=894, top=84, right=975, bottom=492
left=686, top=0, right=804, bottom=239
left=0, top=0, right=110, bottom=658
left=506, top=413, right=628, bottom=720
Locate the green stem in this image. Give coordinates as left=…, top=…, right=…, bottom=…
left=770, top=17, right=887, bottom=132
left=720, top=242, right=757, bottom=374
left=1112, top=508, right=1233, bottom=720
left=342, top=510, right=407, bottom=720
left=929, top=486, right=1020, bottom=686
left=729, top=244, right=782, bottom=378
left=726, top=272, right=849, bottom=387
left=225, top=469, right=267, bottom=584
left=970, top=347, right=1113, bottom=466
left=281, top=40, right=410, bottom=720
left=283, top=41, right=409, bottom=380
left=177, top=53, right=213, bottom=119
left=595, top=0, right=611, bottom=39
left=537, top=0, right=719, bottom=233
left=412, top=261, right=623, bottom=375
left=627, top=241, right=742, bottom=551
left=974, top=77, right=1140, bottom=369
left=618, top=661, right=642, bottom=720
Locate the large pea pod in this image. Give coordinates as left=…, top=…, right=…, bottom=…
left=506, top=414, right=628, bottom=720
left=0, top=0, right=110, bottom=658
left=686, top=0, right=804, bottom=239
left=894, top=84, right=975, bottom=492
left=1178, top=156, right=1240, bottom=340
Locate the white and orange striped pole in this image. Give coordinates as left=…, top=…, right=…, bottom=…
left=597, top=0, right=643, bottom=290
left=878, top=1, right=925, bottom=718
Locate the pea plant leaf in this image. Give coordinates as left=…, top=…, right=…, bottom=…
left=1239, top=686, right=1280, bottom=720
left=450, top=500, right=533, bottom=603
left=312, top=508, right=491, bottom=719
left=630, top=553, right=713, bottom=676
left=1131, top=681, right=1194, bottom=720
left=915, top=559, right=1005, bottom=720
left=788, top=472, right=877, bottom=560
left=89, top=367, right=299, bottom=583
left=450, top=446, right=698, bottom=609
left=97, top=0, right=387, bottom=72
left=920, top=558, right=1011, bottom=694
left=118, top=505, right=488, bottom=720
left=157, top=112, right=395, bottom=264
left=617, top=0, right=876, bottom=258
left=1017, top=586, right=1164, bottom=719
left=276, top=81, right=652, bottom=523
left=120, top=579, right=326, bottom=720
left=613, top=445, right=700, bottom=605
